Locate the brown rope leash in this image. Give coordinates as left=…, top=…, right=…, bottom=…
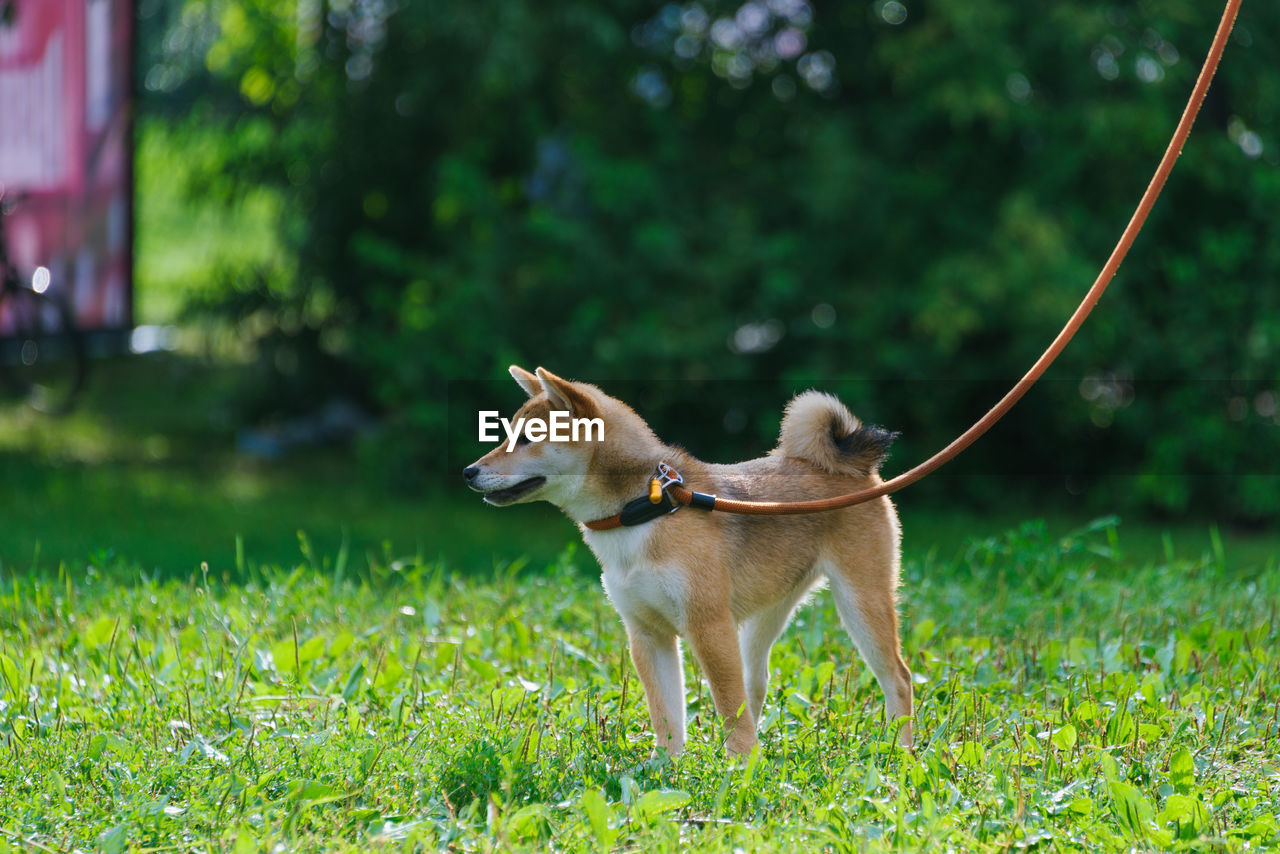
left=587, top=0, right=1242, bottom=531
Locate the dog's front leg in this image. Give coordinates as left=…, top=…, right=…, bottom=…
left=687, top=614, right=758, bottom=755
left=626, top=623, right=686, bottom=756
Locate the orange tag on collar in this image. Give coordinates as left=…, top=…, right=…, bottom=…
left=648, top=478, right=662, bottom=504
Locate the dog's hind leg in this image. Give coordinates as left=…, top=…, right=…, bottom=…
left=823, top=560, right=914, bottom=747
left=626, top=623, right=687, bottom=756
left=738, top=581, right=816, bottom=723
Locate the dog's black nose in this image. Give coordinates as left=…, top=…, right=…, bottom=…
left=462, top=465, right=480, bottom=482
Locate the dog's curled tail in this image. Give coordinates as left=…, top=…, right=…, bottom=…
left=777, top=391, right=898, bottom=476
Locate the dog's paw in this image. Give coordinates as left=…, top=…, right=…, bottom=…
left=724, top=733, right=759, bottom=758
left=723, top=741, right=762, bottom=768
left=892, top=717, right=914, bottom=751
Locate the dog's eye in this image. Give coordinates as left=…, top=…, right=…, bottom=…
left=516, top=434, right=531, bottom=446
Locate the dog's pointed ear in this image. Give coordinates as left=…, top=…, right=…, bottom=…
left=509, top=365, right=540, bottom=398
left=535, top=367, right=596, bottom=417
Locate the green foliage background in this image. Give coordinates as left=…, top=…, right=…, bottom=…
left=135, top=0, right=1279, bottom=518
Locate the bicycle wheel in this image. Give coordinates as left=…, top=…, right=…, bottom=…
left=0, top=284, right=86, bottom=414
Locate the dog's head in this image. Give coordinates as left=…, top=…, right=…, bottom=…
left=463, top=366, right=620, bottom=514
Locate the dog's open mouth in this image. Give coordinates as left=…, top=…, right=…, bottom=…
left=481, top=476, right=547, bottom=505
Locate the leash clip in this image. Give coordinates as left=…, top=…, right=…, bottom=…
left=645, top=463, right=686, bottom=504
left=622, top=463, right=684, bottom=526
left=655, top=462, right=683, bottom=491
left=647, top=462, right=684, bottom=504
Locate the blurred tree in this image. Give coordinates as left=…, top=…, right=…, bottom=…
left=141, top=0, right=1280, bottom=518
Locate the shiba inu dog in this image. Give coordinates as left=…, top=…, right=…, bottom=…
left=463, top=366, right=913, bottom=756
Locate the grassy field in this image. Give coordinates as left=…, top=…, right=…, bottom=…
left=0, top=517, right=1277, bottom=851
left=2, top=353, right=1278, bottom=849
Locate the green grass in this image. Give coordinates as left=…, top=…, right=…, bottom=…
left=0, top=519, right=1277, bottom=851
left=2, top=349, right=1278, bottom=848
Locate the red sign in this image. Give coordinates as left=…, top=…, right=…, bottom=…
left=0, top=0, right=133, bottom=332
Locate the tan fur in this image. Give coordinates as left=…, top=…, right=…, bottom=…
left=509, top=365, right=541, bottom=398
left=776, top=390, right=894, bottom=476
left=465, top=367, right=914, bottom=756
left=777, top=391, right=859, bottom=471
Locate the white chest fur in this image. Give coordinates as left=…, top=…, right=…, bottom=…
left=582, top=524, right=688, bottom=633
